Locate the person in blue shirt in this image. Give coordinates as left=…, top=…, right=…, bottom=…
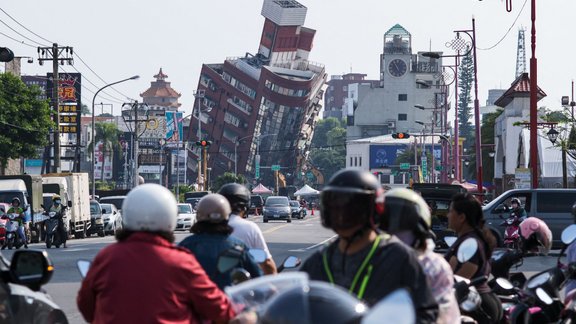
left=179, top=193, right=262, bottom=290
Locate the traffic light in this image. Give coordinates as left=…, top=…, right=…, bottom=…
left=392, top=132, right=410, bottom=139
left=0, top=47, right=14, bottom=62
left=196, top=140, right=212, bottom=147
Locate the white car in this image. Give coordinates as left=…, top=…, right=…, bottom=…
left=176, top=203, right=196, bottom=231
left=100, top=203, right=122, bottom=235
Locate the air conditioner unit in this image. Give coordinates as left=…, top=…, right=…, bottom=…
left=387, top=121, right=396, bottom=128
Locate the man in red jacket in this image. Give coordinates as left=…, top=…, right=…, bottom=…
left=77, top=184, right=236, bottom=324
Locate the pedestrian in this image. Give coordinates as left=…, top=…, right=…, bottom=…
left=380, top=188, right=460, bottom=324
left=179, top=193, right=262, bottom=290
left=299, top=169, right=438, bottom=323
left=218, top=183, right=277, bottom=274
left=77, top=184, right=236, bottom=323
left=445, top=192, right=503, bottom=323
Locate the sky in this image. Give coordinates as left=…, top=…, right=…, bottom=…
left=1, top=0, right=575, bottom=120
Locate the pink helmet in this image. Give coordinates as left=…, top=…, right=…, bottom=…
left=519, top=217, right=552, bottom=253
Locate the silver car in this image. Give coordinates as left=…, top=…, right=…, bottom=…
left=263, top=196, right=291, bottom=223
left=176, top=203, right=196, bottom=231
left=100, top=203, right=122, bottom=235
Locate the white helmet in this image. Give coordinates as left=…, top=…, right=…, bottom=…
left=122, top=184, right=177, bottom=232
left=196, top=193, right=231, bottom=223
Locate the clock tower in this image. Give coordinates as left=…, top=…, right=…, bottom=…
left=380, top=24, right=412, bottom=83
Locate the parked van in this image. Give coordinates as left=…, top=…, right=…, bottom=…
left=483, top=189, right=576, bottom=247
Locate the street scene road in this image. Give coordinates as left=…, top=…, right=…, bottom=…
left=0, top=211, right=563, bottom=324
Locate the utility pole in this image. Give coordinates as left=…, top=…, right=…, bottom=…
left=38, top=43, right=74, bottom=173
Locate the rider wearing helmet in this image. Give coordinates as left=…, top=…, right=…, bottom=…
left=218, top=183, right=277, bottom=274
left=179, top=194, right=261, bottom=289
left=380, top=188, right=460, bottom=324
left=518, top=217, right=552, bottom=254
left=509, top=197, right=527, bottom=221
left=49, top=194, right=67, bottom=248
left=4, top=197, right=27, bottom=249
left=300, top=169, right=438, bottom=322
left=77, top=184, right=236, bottom=323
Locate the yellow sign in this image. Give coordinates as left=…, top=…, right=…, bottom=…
left=59, top=125, right=78, bottom=133
left=58, top=105, right=78, bottom=113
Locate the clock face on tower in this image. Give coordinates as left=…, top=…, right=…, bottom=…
left=388, top=59, right=407, bottom=77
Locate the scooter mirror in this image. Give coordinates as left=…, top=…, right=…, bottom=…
left=77, top=260, right=91, bottom=279
left=495, top=277, right=514, bottom=290
left=536, top=287, right=553, bottom=305
left=282, top=256, right=301, bottom=269
left=231, top=268, right=251, bottom=285
left=248, top=249, right=266, bottom=263
left=457, top=238, right=478, bottom=263
left=561, top=224, right=576, bottom=245
left=362, top=289, right=415, bottom=324
left=444, top=236, right=457, bottom=247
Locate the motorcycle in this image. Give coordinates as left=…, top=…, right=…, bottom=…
left=500, top=215, right=522, bottom=249
left=4, top=213, right=24, bottom=249
left=45, top=211, right=62, bottom=249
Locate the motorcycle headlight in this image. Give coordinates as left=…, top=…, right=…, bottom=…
left=95, top=218, right=103, bottom=224
left=460, top=288, right=481, bottom=312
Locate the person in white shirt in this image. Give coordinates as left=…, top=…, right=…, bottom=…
left=218, top=183, right=277, bottom=274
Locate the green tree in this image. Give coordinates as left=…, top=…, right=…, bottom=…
left=465, top=109, right=503, bottom=183
left=311, top=117, right=342, bottom=147
left=81, top=104, right=90, bottom=116
left=88, top=122, right=120, bottom=181
left=458, top=48, right=474, bottom=150
left=211, top=172, right=246, bottom=192
left=0, top=73, right=52, bottom=174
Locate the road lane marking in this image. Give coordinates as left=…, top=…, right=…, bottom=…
left=289, top=234, right=337, bottom=252
left=262, top=224, right=290, bottom=234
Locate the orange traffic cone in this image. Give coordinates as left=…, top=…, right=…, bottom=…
left=311, top=208, right=314, bottom=216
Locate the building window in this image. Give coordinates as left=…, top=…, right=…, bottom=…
left=359, top=157, right=362, bottom=166
left=354, top=157, right=358, bottom=166
left=398, top=94, right=407, bottom=101
left=350, top=157, right=353, bottom=166
left=398, top=113, right=407, bottom=121
left=343, top=85, right=347, bottom=91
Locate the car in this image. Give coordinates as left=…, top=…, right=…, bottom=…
left=290, top=200, right=305, bottom=219
left=483, top=189, right=576, bottom=248
left=249, top=195, right=264, bottom=215
left=87, top=200, right=105, bottom=237
left=263, top=196, right=291, bottom=223
left=184, top=198, right=201, bottom=211
left=175, top=203, right=196, bottom=231
left=98, top=196, right=126, bottom=212
left=0, top=249, right=68, bottom=322
left=100, top=203, right=122, bottom=235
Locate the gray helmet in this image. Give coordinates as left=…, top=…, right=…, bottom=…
left=218, top=183, right=250, bottom=211
left=196, top=194, right=232, bottom=223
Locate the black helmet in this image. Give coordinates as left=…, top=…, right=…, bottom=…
left=218, top=183, right=250, bottom=211
left=380, top=188, right=432, bottom=247
left=259, top=281, right=368, bottom=324
left=320, top=169, right=384, bottom=231
left=11, top=197, right=20, bottom=205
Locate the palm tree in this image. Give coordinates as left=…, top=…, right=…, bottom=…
left=88, top=122, right=120, bottom=181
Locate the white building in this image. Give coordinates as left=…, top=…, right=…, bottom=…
left=347, top=24, right=447, bottom=140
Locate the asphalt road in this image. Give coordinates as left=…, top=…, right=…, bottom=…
left=0, top=211, right=562, bottom=323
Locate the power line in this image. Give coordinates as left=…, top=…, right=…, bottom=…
left=65, top=64, right=128, bottom=103
left=74, top=51, right=136, bottom=101
left=0, top=18, right=48, bottom=47
left=0, top=7, right=53, bottom=44
left=0, top=120, right=42, bottom=132
left=477, top=0, right=528, bottom=51
left=0, top=30, right=36, bottom=48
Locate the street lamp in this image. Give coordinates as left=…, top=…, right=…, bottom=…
left=91, top=75, right=139, bottom=196
left=422, top=19, right=481, bottom=194
left=234, top=134, right=254, bottom=177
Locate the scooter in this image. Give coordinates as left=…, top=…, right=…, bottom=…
left=500, top=214, right=522, bottom=249
left=45, top=211, right=62, bottom=249
left=4, top=213, right=24, bottom=249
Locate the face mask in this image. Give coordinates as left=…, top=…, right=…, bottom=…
left=55, top=200, right=61, bottom=204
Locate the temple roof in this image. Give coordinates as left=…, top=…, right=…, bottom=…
left=494, top=73, right=547, bottom=107
left=140, top=68, right=181, bottom=99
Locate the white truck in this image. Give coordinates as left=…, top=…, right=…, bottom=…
left=0, top=175, right=44, bottom=243
left=42, top=173, right=91, bottom=239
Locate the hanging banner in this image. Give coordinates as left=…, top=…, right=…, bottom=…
left=165, top=111, right=183, bottom=142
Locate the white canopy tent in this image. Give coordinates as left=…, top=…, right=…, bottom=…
left=294, top=184, right=319, bottom=196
